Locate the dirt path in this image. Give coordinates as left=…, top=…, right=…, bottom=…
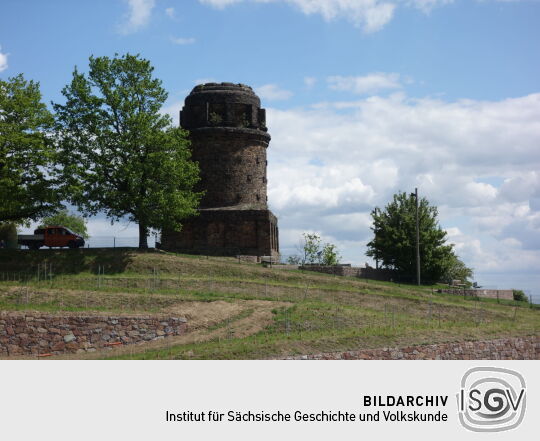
left=45, top=299, right=290, bottom=360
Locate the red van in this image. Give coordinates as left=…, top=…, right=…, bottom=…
left=18, top=226, right=85, bottom=250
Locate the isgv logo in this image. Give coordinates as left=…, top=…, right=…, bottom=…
left=457, top=367, right=526, bottom=432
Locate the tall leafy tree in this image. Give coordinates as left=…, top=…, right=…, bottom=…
left=53, top=54, right=201, bottom=248
left=0, top=74, right=61, bottom=223
left=442, top=253, right=474, bottom=286
left=287, top=232, right=341, bottom=265
left=366, top=191, right=467, bottom=283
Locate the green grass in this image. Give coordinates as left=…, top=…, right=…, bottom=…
left=0, top=248, right=538, bottom=359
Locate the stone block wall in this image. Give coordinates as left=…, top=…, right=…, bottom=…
left=300, top=265, right=395, bottom=281
left=162, top=209, right=279, bottom=258
left=299, top=265, right=359, bottom=277
left=0, top=312, right=187, bottom=357
left=190, top=130, right=270, bottom=208
left=283, top=336, right=539, bottom=360
left=438, top=289, right=514, bottom=300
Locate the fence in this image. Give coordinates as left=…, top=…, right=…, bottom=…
left=16, top=235, right=158, bottom=249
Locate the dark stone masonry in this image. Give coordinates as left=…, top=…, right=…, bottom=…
left=161, top=83, right=279, bottom=258
left=281, top=336, right=539, bottom=360
left=0, top=312, right=188, bottom=356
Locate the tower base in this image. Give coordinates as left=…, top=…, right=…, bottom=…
left=161, top=209, right=279, bottom=258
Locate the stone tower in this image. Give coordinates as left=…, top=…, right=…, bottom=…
left=161, top=83, right=279, bottom=258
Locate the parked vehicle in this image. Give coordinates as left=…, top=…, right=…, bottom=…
left=17, top=226, right=85, bottom=250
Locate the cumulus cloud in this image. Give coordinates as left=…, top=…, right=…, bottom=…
left=118, top=0, right=155, bottom=34
left=170, top=36, right=196, bottom=45
left=199, top=0, right=246, bottom=8
left=327, top=73, right=402, bottom=95
left=304, top=76, right=317, bottom=88
left=200, top=0, right=463, bottom=32
left=160, top=100, right=185, bottom=126
left=194, top=77, right=217, bottom=85
left=165, top=7, right=176, bottom=18
left=407, top=0, right=454, bottom=13
left=265, top=91, right=540, bottom=275
left=255, top=84, right=293, bottom=101
left=0, top=46, right=8, bottom=72
left=201, top=0, right=396, bottom=32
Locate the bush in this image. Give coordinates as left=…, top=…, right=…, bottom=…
left=0, top=223, right=18, bottom=249
left=513, top=289, right=528, bottom=303
left=291, top=233, right=341, bottom=266
left=321, top=243, right=341, bottom=266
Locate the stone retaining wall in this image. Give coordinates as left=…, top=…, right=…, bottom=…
left=300, top=265, right=395, bottom=281
left=0, top=312, right=187, bottom=357
left=438, top=288, right=514, bottom=300
left=283, top=336, right=539, bottom=360
left=300, top=265, right=358, bottom=277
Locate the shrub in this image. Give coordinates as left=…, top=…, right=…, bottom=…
left=513, top=289, right=528, bottom=302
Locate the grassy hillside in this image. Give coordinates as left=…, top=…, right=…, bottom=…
left=0, top=249, right=538, bottom=359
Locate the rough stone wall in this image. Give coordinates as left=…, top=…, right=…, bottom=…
left=438, top=289, right=514, bottom=300
left=300, top=265, right=359, bottom=277
left=181, top=83, right=270, bottom=210
left=162, top=209, right=279, bottom=257
left=300, top=265, right=395, bottom=281
left=191, top=130, right=268, bottom=209
left=358, top=267, right=397, bottom=281
left=282, top=336, right=539, bottom=360
left=181, top=83, right=265, bottom=132
left=0, top=312, right=187, bottom=357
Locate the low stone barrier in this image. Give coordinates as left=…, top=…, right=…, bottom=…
left=438, top=288, right=514, bottom=300
left=300, top=265, right=358, bottom=277
left=0, top=312, right=187, bottom=357
left=282, top=336, right=539, bottom=360
left=299, top=265, right=395, bottom=281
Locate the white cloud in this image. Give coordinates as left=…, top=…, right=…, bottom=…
left=170, top=36, right=196, bottom=45
left=199, top=0, right=460, bottom=33
left=265, top=91, right=540, bottom=277
left=200, top=0, right=396, bottom=32
left=407, top=0, right=454, bottom=13
left=255, top=84, right=293, bottom=101
left=199, top=0, right=244, bottom=8
left=194, top=78, right=217, bottom=85
left=304, top=77, right=317, bottom=88
left=0, top=46, right=8, bottom=72
left=118, top=0, right=155, bottom=34
left=327, top=73, right=402, bottom=95
left=165, top=7, right=176, bottom=18
left=160, top=100, right=185, bottom=126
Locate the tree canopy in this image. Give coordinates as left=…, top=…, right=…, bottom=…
left=39, top=209, right=89, bottom=239
left=287, top=233, right=341, bottom=266
left=53, top=53, right=201, bottom=248
left=366, top=191, right=472, bottom=284
left=0, top=74, right=61, bottom=223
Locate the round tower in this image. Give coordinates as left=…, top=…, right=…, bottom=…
left=180, top=83, right=270, bottom=209
left=161, top=83, right=279, bottom=259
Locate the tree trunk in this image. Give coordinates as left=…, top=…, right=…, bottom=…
left=138, top=223, right=148, bottom=249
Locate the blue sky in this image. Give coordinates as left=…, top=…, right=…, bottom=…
left=2, top=0, right=540, bottom=297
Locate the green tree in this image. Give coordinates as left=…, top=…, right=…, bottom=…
left=287, top=233, right=341, bottom=265
left=0, top=222, right=18, bottom=249
left=321, top=243, right=341, bottom=266
left=39, top=209, right=89, bottom=239
left=366, top=191, right=464, bottom=283
left=512, top=289, right=528, bottom=303
left=0, top=74, right=61, bottom=223
left=442, top=253, right=473, bottom=286
left=53, top=54, right=201, bottom=248
left=302, top=233, right=322, bottom=264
